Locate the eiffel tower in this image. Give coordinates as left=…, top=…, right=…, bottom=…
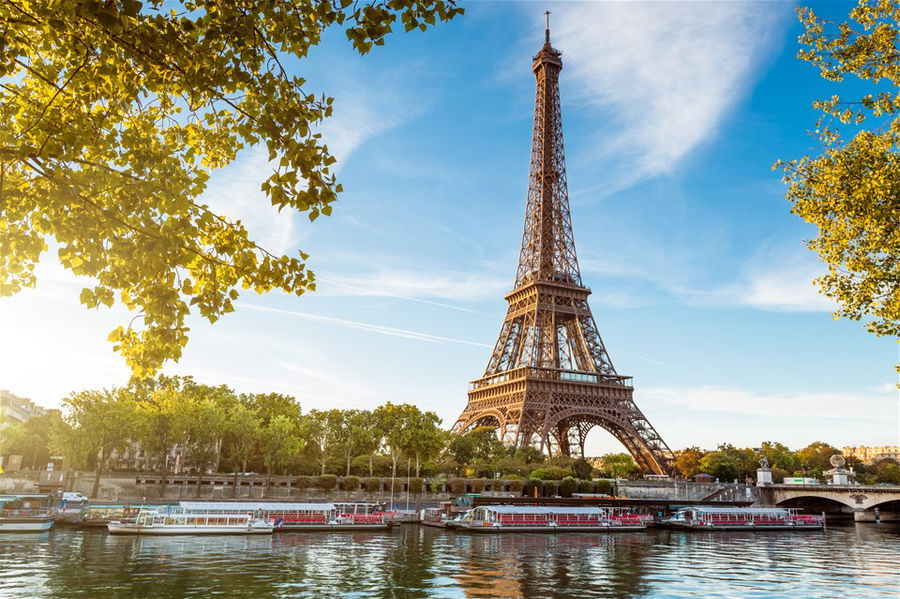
left=451, top=16, right=675, bottom=475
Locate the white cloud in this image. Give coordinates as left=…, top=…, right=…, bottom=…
left=692, top=246, right=836, bottom=313
left=546, top=2, right=790, bottom=186
left=237, top=302, right=492, bottom=348
left=643, top=385, right=895, bottom=420
left=319, top=267, right=507, bottom=303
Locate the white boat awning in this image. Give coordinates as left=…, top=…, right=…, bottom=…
left=483, top=506, right=606, bottom=515
left=178, top=502, right=336, bottom=512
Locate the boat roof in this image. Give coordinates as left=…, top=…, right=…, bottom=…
left=0, top=494, right=50, bottom=501
left=178, top=502, right=336, bottom=511
left=480, top=505, right=606, bottom=515
left=681, top=506, right=789, bottom=514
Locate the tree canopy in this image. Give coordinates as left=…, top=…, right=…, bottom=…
left=780, top=1, right=900, bottom=360
left=0, top=0, right=462, bottom=376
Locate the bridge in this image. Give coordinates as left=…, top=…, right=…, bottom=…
left=759, top=484, right=900, bottom=521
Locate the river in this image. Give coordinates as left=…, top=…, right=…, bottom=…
left=1, top=524, right=897, bottom=598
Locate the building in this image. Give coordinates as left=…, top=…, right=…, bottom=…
left=0, top=390, right=47, bottom=426
left=842, top=446, right=900, bottom=464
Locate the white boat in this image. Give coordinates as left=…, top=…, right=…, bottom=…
left=107, top=509, right=273, bottom=535
left=177, top=501, right=395, bottom=531
left=664, top=506, right=824, bottom=531
left=0, top=495, right=55, bottom=532
left=454, top=505, right=651, bottom=533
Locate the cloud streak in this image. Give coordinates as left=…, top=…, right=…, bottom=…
left=238, top=302, right=492, bottom=348
left=546, top=2, right=790, bottom=187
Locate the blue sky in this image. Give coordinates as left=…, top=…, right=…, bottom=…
left=2, top=1, right=897, bottom=454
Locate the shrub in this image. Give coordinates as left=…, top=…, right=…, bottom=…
left=317, top=474, right=337, bottom=491
left=363, top=477, right=382, bottom=493
left=594, top=480, right=613, bottom=495
left=577, top=480, right=594, bottom=493
left=343, top=475, right=360, bottom=491
left=523, top=478, right=542, bottom=497
left=448, top=478, right=466, bottom=494
left=429, top=477, right=447, bottom=494
left=543, top=480, right=560, bottom=497
left=409, top=478, right=424, bottom=493
left=529, top=466, right=569, bottom=480
left=293, top=475, right=315, bottom=489
left=559, top=476, right=578, bottom=497
left=507, top=479, right=525, bottom=493
left=469, top=478, right=485, bottom=493
left=572, top=458, right=593, bottom=480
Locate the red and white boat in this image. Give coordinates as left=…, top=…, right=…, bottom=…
left=453, top=505, right=651, bottom=533
left=665, top=507, right=824, bottom=531
left=177, top=502, right=395, bottom=531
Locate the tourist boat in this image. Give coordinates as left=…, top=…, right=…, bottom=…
left=107, top=508, right=274, bottom=535
left=453, top=506, right=652, bottom=533
left=78, top=504, right=165, bottom=528
left=443, top=510, right=473, bottom=530
left=664, top=507, right=824, bottom=531
left=177, top=502, right=395, bottom=531
left=421, top=506, right=452, bottom=528
left=0, top=495, right=55, bottom=532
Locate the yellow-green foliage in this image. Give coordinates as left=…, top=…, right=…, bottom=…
left=779, top=1, right=900, bottom=359
left=0, top=0, right=462, bottom=376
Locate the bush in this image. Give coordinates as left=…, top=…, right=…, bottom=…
left=594, top=480, right=613, bottom=495
left=343, top=475, right=360, bottom=491
left=317, top=474, right=337, bottom=491
left=429, top=477, right=447, bottom=494
left=543, top=480, right=560, bottom=497
left=448, top=478, right=466, bottom=494
left=572, top=458, right=593, bottom=480
left=363, top=477, right=382, bottom=493
left=577, top=480, right=594, bottom=493
left=559, top=476, right=578, bottom=497
left=469, top=478, right=485, bottom=493
left=529, top=466, right=569, bottom=480
left=507, top=479, right=525, bottom=493
left=523, top=478, right=542, bottom=497
left=409, top=478, right=424, bottom=494
left=293, top=475, right=315, bottom=489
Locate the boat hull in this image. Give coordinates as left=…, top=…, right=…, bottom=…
left=108, top=522, right=273, bottom=535
left=0, top=517, right=55, bottom=532
left=276, top=523, right=393, bottom=532
left=457, top=524, right=647, bottom=533
left=668, top=522, right=823, bottom=531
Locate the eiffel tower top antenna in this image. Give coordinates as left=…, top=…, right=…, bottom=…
left=545, top=10, right=551, bottom=44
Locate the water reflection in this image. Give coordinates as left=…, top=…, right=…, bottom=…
left=0, top=524, right=897, bottom=598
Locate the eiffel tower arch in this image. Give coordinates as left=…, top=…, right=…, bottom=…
left=451, top=17, right=675, bottom=475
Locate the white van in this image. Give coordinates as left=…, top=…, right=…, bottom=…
left=61, top=492, right=89, bottom=503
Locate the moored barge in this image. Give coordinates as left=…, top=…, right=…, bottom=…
left=664, top=507, right=824, bottom=531
left=107, top=509, right=273, bottom=535
left=453, top=505, right=651, bottom=533
left=178, top=502, right=395, bottom=531
left=0, top=495, right=55, bottom=532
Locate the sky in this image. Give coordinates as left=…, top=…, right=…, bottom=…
left=1, top=1, right=898, bottom=455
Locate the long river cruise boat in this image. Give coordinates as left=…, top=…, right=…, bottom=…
left=107, top=509, right=273, bottom=535
left=664, top=507, right=824, bottom=531
left=177, top=502, right=395, bottom=531
left=0, top=495, right=55, bottom=532
left=453, top=506, right=652, bottom=533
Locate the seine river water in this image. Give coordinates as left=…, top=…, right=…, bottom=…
left=1, top=524, right=898, bottom=598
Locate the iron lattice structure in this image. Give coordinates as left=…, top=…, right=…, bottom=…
left=451, top=24, right=675, bottom=475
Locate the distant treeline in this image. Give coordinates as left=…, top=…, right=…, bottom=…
left=1, top=377, right=898, bottom=496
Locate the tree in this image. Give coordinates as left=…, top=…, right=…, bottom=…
left=372, top=403, right=429, bottom=477
left=403, top=410, right=444, bottom=477
left=797, top=441, right=841, bottom=472
left=571, top=458, right=593, bottom=480
left=0, top=412, right=61, bottom=470
left=224, top=403, right=262, bottom=497
left=262, top=414, right=303, bottom=496
left=779, top=1, right=900, bottom=359
left=58, top=388, right=136, bottom=497
left=597, top=453, right=640, bottom=479
left=0, top=0, right=463, bottom=376
left=675, top=447, right=705, bottom=479
left=302, top=409, right=342, bottom=475
left=761, top=441, right=801, bottom=474
left=699, top=451, right=741, bottom=482
left=333, top=409, right=380, bottom=477
left=131, top=378, right=189, bottom=488
left=179, top=385, right=229, bottom=496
